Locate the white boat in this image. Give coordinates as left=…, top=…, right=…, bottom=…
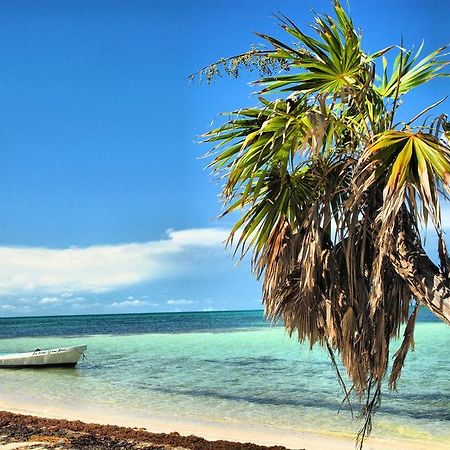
left=0, top=345, right=87, bottom=368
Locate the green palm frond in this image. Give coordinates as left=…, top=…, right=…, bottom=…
left=226, top=165, right=316, bottom=260
left=365, top=131, right=450, bottom=228
left=253, top=2, right=369, bottom=95
left=204, top=96, right=339, bottom=200
left=376, top=44, right=449, bottom=98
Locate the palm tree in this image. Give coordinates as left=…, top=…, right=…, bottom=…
left=198, top=0, right=449, bottom=445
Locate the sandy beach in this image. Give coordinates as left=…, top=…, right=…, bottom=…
left=1, top=405, right=448, bottom=450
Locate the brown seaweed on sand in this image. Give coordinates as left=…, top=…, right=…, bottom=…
left=0, top=411, right=296, bottom=450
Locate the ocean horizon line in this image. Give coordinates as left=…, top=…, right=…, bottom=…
left=0, top=308, right=265, bottom=321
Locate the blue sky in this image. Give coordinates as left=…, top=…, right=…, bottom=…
left=0, top=0, right=448, bottom=316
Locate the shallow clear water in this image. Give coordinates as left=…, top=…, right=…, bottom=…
left=0, top=310, right=449, bottom=445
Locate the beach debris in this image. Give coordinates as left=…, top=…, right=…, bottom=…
left=0, top=411, right=295, bottom=450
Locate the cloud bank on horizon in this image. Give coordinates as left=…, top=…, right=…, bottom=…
left=0, top=227, right=229, bottom=296
left=1, top=214, right=447, bottom=317
left=0, top=227, right=248, bottom=315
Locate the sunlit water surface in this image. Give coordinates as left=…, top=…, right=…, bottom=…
left=0, top=310, right=449, bottom=445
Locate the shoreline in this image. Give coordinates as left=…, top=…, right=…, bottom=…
left=0, top=403, right=448, bottom=450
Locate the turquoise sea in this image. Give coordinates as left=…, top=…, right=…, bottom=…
left=0, top=309, right=449, bottom=446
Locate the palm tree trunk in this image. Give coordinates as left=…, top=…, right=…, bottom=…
left=391, top=227, right=450, bottom=324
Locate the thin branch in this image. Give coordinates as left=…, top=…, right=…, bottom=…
left=326, top=341, right=354, bottom=418
left=390, top=41, right=405, bottom=128
left=406, top=96, right=448, bottom=126
left=190, top=50, right=270, bottom=79
left=357, top=382, right=381, bottom=450
left=348, top=85, right=373, bottom=140
left=189, top=49, right=289, bottom=83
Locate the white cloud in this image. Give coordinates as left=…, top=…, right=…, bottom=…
left=1, top=304, right=16, bottom=311
left=18, top=297, right=38, bottom=304
left=70, top=301, right=104, bottom=311
left=66, top=296, right=87, bottom=304
left=39, top=296, right=61, bottom=305
left=110, top=299, right=157, bottom=308
left=0, top=228, right=229, bottom=296
left=0, top=303, right=32, bottom=314
left=167, top=299, right=195, bottom=305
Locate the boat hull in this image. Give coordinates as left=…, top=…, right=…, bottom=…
left=0, top=362, right=78, bottom=368
left=0, top=345, right=87, bottom=368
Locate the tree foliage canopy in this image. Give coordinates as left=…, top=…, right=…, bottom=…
left=200, top=1, right=449, bottom=445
